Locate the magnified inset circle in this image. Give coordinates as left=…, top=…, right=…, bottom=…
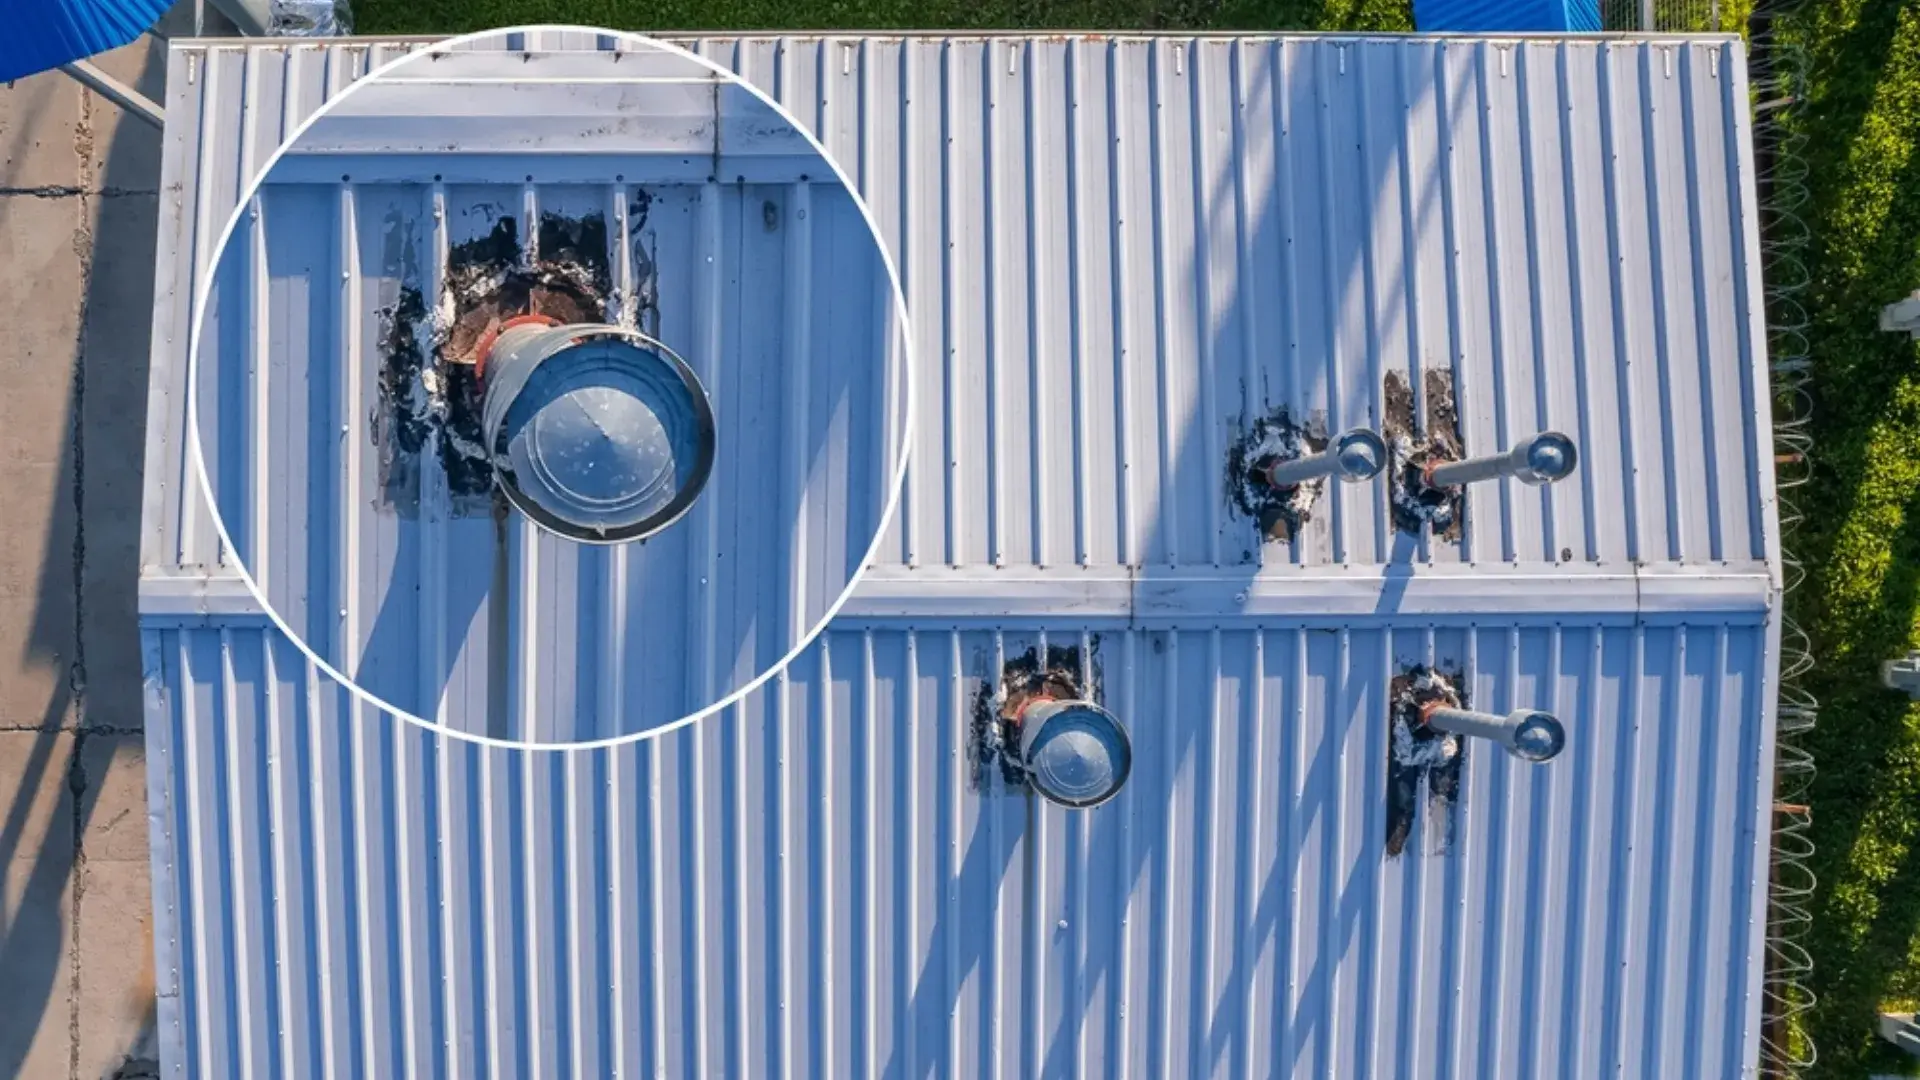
left=185, top=27, right=911, bottom=748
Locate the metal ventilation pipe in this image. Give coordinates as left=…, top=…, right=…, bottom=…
left=1419, top=703, right=1566, bottom=763
left=58, top=63, right=164, bottom=129
left=1017, top=699, right=1133, bottom=808
left=1263, top=427, right=1389, bottom=488
left=478, top=317, right=716, bottom=544
left=1423, top=431, right=1578, bottom=488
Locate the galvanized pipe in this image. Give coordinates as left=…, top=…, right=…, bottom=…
left=1420, top=704, right=1566, bottom=763
left=1423, top=430, right=1578, bottom=488
left=59, top=61, right=165, bottom=130
left=1017, top=698, right=1133, bottom=808
left=481, top=320, right=715, bottom=544
left=1263, top=427, right=1388, bottom=488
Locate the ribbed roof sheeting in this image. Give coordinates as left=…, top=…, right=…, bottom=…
left=145, top=619, right=1773, bottom=1079
left=143, top=34, right=1779, bottom=590
left=156, top=37, right=903, bottom=740
left=0, top=0, right=172, bottom=82
left=140, top=32, right=1783, bottom=1080
left=847, top=33, right=1773, bottom=573
left=189, top=175, right=896, bottom=741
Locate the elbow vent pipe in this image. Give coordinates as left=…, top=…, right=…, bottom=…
left=1422, top=431, right=1578, bottom=489
left=1419, top=703, right=1566, bottom=763
left=1263, top=427, right=1389, bottom=489
left=476, top=318, right=716, bottom=544
left=1016, top=698, right=1134, bottom=808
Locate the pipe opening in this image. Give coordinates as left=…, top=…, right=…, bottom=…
left=1017, top=699, right=1133, bottom=809
left=480, top=322, right=716, bottom=544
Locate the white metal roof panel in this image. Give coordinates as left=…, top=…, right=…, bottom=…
left=191, top=176, right=898, bottom=740
left=173, top=45, right=905, bottom=740
left=144, top=618, right=1774, bottom=1079
left=139, top=30, right=1781, bottom=1079
left=143, top=34, right=1779, bottom=594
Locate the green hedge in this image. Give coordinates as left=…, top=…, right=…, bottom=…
left=1779, top=0, right=1920, bottom=1075
left=354, top=0, right=1411, bottom=33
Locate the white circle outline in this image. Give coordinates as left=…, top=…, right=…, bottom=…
left=184, top=25, right=915, bottom=751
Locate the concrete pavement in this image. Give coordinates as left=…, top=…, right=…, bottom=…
left=0, top=9, right=194, bottom=1078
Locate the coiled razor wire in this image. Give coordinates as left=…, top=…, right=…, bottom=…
left=1748, top=1, right=1819, bottom=1074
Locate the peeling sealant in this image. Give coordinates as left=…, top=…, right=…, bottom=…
left=374, top=199, right=636, bottom=516
left=969, top=641, right=1103, bottom=792
left=1386, top=663, right=1468, bottom=858
left=1225, top=405, right=1330, bottom=544
left=1383, top=369, right=1467, bottom=539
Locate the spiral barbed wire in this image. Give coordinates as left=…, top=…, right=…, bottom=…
left=1747, top=0, right=1820, bottom=1074
left=1605, top=0, right=1820, bottom=1071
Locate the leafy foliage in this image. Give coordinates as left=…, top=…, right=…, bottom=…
left=354, top=0, right=1412, bottom=33
left=1777, top=0, right=1920, bottom=1074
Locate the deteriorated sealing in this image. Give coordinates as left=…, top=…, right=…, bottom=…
left=374, top=206, right=621, bottom=515
left=1226, top=406, right=1328, bottom=543
left=1385, top=370, right=1468, bottom=539
left=1387, top=663, right=1469, bottom=858
left=971, top=640, right=1101, bottom=790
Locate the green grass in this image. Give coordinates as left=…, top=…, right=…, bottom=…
left=351, top=0, right=1412, bottom=34
left=1777, top=0, right=1920, bottom=1074
left=352, top=0, right=1920, bottom=1074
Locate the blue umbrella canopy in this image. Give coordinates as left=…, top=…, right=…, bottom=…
left=0, top=0, right=173, bottom=83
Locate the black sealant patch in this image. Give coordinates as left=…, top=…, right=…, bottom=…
left=535, top=210, right=613, bottom=308
left=1383, top=370, right=1466, bottom=540
left=442, top=212, right=611, bottom=366
left=371, top=202, right=630, bottom=516
left=625, top=192, right=657, bottom=332
left=969, top=641, right=1102, bottom=792
left=1225, top=406, right=1327, bottom=544
left=1385, top=663, right=1468, bottom=858
left=438, top=363, right=493, bottom=508
left=373, top=209, right=431, bottom=513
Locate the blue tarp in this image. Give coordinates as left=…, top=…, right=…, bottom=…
left=1412, top=0, right=1603, bottom=31
left=0, top=0, right=172, bottom=82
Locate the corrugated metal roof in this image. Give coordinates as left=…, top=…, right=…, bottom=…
left=144, top=34, right=1781, bottom=592
left=139, top=31, right=1782, bottom=1079
left=145, top=618, right=1775, bottom=1079
left=168, top=43, right=905, bottom=740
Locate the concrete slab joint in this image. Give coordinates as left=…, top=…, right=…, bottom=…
left=0, top=4, right=174, bottom=1078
